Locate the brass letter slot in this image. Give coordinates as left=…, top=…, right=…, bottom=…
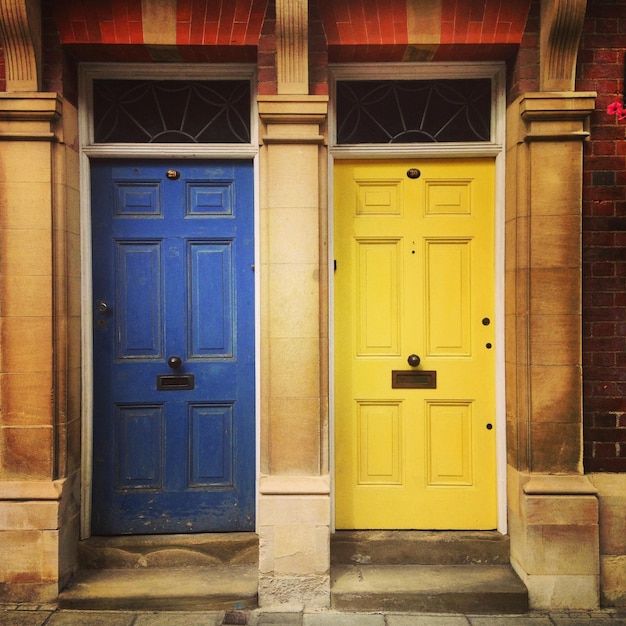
left=392, top=370, right=437, bottom=389
left=157, top=374, right=195, bottom=391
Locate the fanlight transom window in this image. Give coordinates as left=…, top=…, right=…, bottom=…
left=93, top=79, right=251, bottom=144
left=336, top=79, right=491, bottom=144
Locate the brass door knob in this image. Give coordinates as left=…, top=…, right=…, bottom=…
left=407, top=354, right=421, bottom=367
left=167, top=355, right=183, bottom=369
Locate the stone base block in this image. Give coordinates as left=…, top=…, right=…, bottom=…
left=257, top=477, right=331, bottom=609
left=601, top=555, right=626, bottom=607
left=0, top=582, right=59, bottom=604
left=258, top=574, right=330, bottom=609
left=0, top=476, right=79, bottom=602
left=511, top=563, right=599, bottom=610
left=508, top=470, right=600, bottom=610
left=589, top=474, right=626, bottom=607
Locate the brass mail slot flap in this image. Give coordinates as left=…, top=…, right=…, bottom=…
left=157, top=374, right=195, bottom=391
left=392, top=370, right=437, bottom=389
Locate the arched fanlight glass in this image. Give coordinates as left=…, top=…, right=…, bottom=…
left=336, top=79, right=491, bottom=144
left=93, top=80, right=251, bottom=143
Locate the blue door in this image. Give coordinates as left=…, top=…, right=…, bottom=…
left=91, top=160, right=255, bottom=534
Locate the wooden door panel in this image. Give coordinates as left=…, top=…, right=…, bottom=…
left=357, top=401, right=402, bottom=485
left=116, top=405, right=163, bottom=489
left=188, top=242, right=233, bottom=357
left=117, top=242, right=162, bottom=358
left=425, top=239, right=471, bottom=356
left=189, top=404, right=233, bottom=487
left=426, top=401, right=473, bottom=486
left=356, top=239, right=401, bottom=355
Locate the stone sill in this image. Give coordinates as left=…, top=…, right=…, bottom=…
left=523, top=474, right=598, bottom=496
left=0, top=479, right=65, bottom=501
left=259, top=474, right=330, bottom=496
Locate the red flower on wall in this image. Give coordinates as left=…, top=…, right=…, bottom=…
left=607, top=97, right=626, bottom=120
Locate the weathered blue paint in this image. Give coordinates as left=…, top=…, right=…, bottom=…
left=91, top=160, right=255, bottom=534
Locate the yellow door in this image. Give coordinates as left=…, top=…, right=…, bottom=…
left=334, top=158, right=497, bottom=529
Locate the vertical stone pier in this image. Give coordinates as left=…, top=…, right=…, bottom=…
left=257, top=93, right=329, bottom=608
left=506, top=92, right=599, bottom=609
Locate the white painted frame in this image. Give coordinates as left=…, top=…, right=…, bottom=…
left=78, top=63, right=260, bottom=538
left=328, top=62, right=508, bottom=534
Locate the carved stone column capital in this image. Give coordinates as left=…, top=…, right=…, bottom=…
left=0, top=0, right=42, bottom=92
left=0, top=92, right=61, bottom=140
left=540, top=0, right=587, bottom=92
left=276, top=0, right=308, bottom=95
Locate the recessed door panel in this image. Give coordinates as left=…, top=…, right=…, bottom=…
left=426, top=401, right=473, bottom=486
left=356, top=239, right=401, bottom=356
left=188, top=242, right=233, bottom=357
left=116, top=242, right=162, bottom=359
left=189, top=404, right=233, bottom=487
left=425, top=239, right=471, bottom=356
left=357, top=401, right=402, bottom=485
left=116, top=405, right=163, bottom=489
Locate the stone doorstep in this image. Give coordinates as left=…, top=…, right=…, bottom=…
left=330, top=564, right=528, bottom=614
left=79, top=532, right=259, bottom=569
left=58, top=566, right=258, bottom=611
left=330, top=530, right=511, bottom=566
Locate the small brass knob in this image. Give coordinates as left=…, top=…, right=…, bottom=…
left=167, top=355, right=183, bottom=369
left=407, top=354, right=421, bottom=367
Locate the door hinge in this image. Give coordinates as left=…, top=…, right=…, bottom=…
left=334, top=260, right=337, bottom=271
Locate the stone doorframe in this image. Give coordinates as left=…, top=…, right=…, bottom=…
left=0, top=0, right=599, bottom=610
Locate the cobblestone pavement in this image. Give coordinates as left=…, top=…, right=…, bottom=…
left=1, top=605, right=626, bottom=626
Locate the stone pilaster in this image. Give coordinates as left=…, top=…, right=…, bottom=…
left=505, top=92, right=598, bottom=609
left=0, top=93, right=81, bottom=601
left=257, top=95, right=330, bottom=608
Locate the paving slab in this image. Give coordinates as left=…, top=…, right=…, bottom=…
left=133, top=610, right=225, bottom=625
left=550, top=614, right=626, bottom=626
left=468, top=615, right=554, bottom=625
left=387, top=614, right=470, bottom=625
left=248, top=611, right=303, bottom=626
left=0, top=611, right=52, bottom=626
left=304, top=612, right=385, bottom=626
left=46, top=611, right=135, bottom=625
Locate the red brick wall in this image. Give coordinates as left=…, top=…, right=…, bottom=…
left=578, top=0, right=626, bottom=472
left=309, top=0, right=328, bottom=96
left=506, top=0, right=540, bottom=102
left=257, top=0, right=276, bottom=95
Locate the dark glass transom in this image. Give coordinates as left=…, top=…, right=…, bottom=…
left=93, top=80, right=251, bottom=143
left=336, top=79, right=491, bottom=144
